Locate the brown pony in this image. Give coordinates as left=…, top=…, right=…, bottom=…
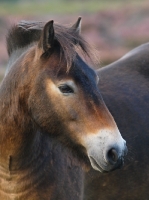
left=84, top=42, right=149, bottom=200
left=0, top=19, right=127, bottom=200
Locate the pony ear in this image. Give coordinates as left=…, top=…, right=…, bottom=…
left=39, top=20, right=54, bottom=52
left=71, top=17, right=82, bottom=34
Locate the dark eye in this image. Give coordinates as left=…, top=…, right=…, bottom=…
left=58, top=85, right=74, bottom=94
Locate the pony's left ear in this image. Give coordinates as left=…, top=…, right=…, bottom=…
left=70, top=17, right=82, bottom=34
left=39, top=20, right=54, bottom=53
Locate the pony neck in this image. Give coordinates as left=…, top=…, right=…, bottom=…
left=0, top=62, right=40, bottom=171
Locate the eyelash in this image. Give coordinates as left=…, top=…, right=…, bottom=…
left=58, top=84, right=74, bottom=94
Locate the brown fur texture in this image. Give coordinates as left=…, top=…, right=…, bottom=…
left=0, top=19, right=126, bottom=200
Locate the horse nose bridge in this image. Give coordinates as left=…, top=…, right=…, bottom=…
left=87, top=98, right=113, bottom=123
left=86, top=94, right=117, bottom=128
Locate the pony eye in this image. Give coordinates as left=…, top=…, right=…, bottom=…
left=58, top=84, right=74, bottom=94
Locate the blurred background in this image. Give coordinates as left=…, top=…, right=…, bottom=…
left=0, top=0, right=149, bottom=81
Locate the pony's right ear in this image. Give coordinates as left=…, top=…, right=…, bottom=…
left=39, top=20, right=55, bottom=53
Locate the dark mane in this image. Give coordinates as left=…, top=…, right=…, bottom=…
left=6, top=20, right=98, bottom=69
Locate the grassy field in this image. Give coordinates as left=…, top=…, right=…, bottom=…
left=0, top=0, right=148, bottom=16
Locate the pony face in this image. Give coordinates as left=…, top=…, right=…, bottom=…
left=24, top=20, right=127, bottom=172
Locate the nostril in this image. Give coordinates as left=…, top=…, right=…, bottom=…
left=107, top=148, right=118, bottom=165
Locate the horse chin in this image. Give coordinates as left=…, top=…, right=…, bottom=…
left=89, top=156, right=108, bottom=173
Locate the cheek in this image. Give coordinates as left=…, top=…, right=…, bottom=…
left=68, top=109, right=78, bottom=121
left=46, top=84, right=76, bottom=122
left=44, top=79, right=106, bottom=137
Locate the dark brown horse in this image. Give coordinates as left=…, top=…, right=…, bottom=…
left=84, top=42, right=149, bottom=200
left=0, top=19, right=127, bottom=200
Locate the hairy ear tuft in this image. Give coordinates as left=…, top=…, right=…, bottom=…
left=39, top=20, right=55, bottom=53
